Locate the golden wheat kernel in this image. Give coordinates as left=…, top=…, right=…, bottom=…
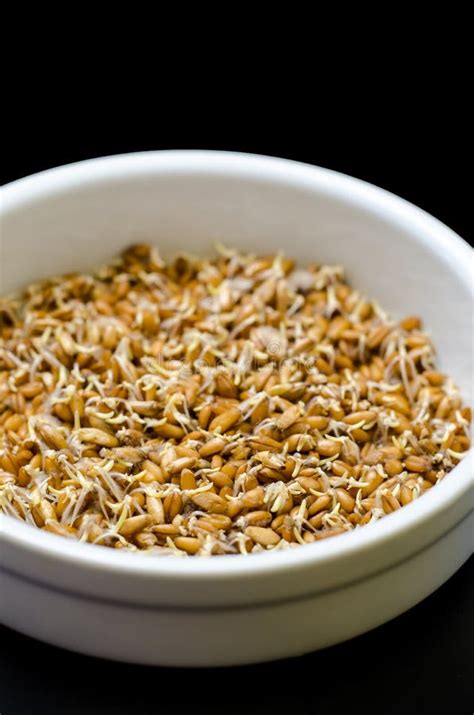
left=209, top=454, right=223, bottom=470
left=343, top=410, right=377, bottom=425
left=199, top=437, right=226, bottom=457
left=239, top=487, right=265, bottom=509
left=191, top=492, right=228, bottom=514
left=145, top=495, right=164, bottom=524
left=296, top=476, right=320, bottom=491
left=19, top=382, right=44, bottom=399
left=135, top=532, right=158, bottom=548
left=308, top=494, right=332, bottom=516
left=130, top=491, right=146, bottom=510
left=221, top=463, right=237, bottom=478
left=175, top=537, right=201, bottom=555
left=329, top=460, right=350, bottom=477
left=75, top=428, right=119, bottom=448
left=242, top=473, right=259, bottom=492
left=276, top=405, right=302, bottom=431
left=142, top=460, right=166, bottom=484
left=180, top=469, right=197, bottom=490
left=399, top=316, right=422, bottom=331
left=315, top=527, right=346, bottom=540
left=452, top=436, right=470, bottom=453
left=209, top=408, right=242, bottom=433
left=382, top=492, right=401, bottom=514
left=37, top=422, right=69, bottom=450
left=244, top=526, right=281, bottom=547
left=158, top=422, right=186, bottom=439
left=361, top=470, right=384, bottom=497
left=14, top=466, right=30, bottom=487
left=225, top=499, right=242, bottom=518
left=335, top=488, right=355, bottom=513
left=14, top=449, right=33, bottom=467
left=165, top=493, right=182, bottom=521
left=150, top=523, right=180, bottom=536
left=327, top=316, right=351, bottom=340
left=209, top=471, right=234, bottom=489
left=384, top=459, right=403, bottom=476
left=423, top=370, right=445, bottom=386
left=193, top=516, right=218, bottom=533
left=3, top=414, right=24, bottom=432
left=400, top=485, right=416, bottom=506
left=366, top=324, right=391, bottom=349
left=317, top=439, right=340, bottom=457
left=1, top=453, right=18, bottom=475
left=44, top=521, right=77, bottom=538
left=168, top=457, right=196, bottom=474
left=244, top=510, right=273, bottom=527
left=118, top=514, right=152, bottom=536
left=380, top=445, right=404, bottom=460
left=352, top=428, right=372, bottom=443
left=306, top=415, right=329, bottom=431
left=405, top=455, right=431, bottom=473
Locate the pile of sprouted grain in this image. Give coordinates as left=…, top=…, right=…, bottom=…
left=0, top=244, right=471, bottom=556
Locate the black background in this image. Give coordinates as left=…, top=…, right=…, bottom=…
left=1, top=115, right=473, bottom=715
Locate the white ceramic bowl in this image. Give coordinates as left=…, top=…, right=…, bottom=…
left=1, top=151, right=472, bottom=666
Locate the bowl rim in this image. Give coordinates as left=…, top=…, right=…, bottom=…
left=1, top=149, right=472, bottom=582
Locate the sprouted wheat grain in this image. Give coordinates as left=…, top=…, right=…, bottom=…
left=0, top=245, right=471, bottom=555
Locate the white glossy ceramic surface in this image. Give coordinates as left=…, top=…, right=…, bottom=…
left=0, top=151, right=473, bottom=666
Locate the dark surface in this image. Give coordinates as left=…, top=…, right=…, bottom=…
left=1, top=124, right=473, bottom=714
left=1, top=557, right=473, bottom=715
